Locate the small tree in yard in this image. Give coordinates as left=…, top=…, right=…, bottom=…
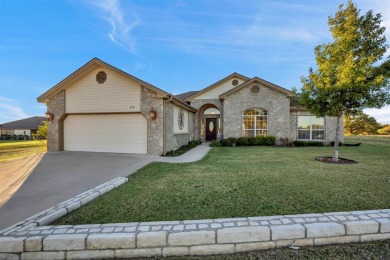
left=300, top=0, right=390, bottom=161
left=33, top=121, right=47, bottom=140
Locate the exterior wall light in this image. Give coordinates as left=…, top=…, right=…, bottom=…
left=149, top=108, right=157, bottom=120
left=45, top=111, right=54, bottom=121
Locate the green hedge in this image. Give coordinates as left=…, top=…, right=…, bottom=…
left=214, top=136, right=276, bottom=147
left=209, top=140, right=222, bottom=147
left=293, top=141, right=324, bottom=147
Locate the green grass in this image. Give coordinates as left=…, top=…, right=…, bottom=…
left=0, top=140, right=47, bottom=162
left=54, top=136, right=390, bottom=225
left=166, top=240, right=390, bottom=259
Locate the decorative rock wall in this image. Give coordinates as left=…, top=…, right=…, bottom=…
left=47, top=91, right=65, bottom=151
left=1, top=209, right=389, bottom=259
left=223, top=84, right=290, bottom=144
left=140, top=87, right=164, bottom=155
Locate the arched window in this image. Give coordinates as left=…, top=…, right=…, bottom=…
left=202, top=108, right=220, bottom=115
left=242, top=108, right=268, bottom=137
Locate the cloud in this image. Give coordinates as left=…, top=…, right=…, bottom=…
left=85, top=0, right=140, bottom=53
left=0, top=97, right=29, bottom=124
left=364, top=105, right=390, bottom=124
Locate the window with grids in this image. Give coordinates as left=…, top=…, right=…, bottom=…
left=297, top=116, right=325, bottom=140
left=242, top=108, right=268, bottom=137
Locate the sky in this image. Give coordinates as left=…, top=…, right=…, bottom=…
left=0, top=0, right=389, bottom=124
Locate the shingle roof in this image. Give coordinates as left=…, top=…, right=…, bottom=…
left=0, top=116, right=46, bottom=130
left=175, top=91, right=199, bottom=101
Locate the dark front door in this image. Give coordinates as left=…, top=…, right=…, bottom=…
left=205, top=118, right=217, bottom=141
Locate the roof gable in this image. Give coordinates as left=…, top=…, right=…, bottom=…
left=37, top=58, right=197, bottom=113
left=219, top=77, right=295, bottom=99
left=185, top=73, right=250, bottom=101
left=37, top=58, right=169, bottom=103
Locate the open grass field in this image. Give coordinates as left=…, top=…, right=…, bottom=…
left=54, top=135, right=390, bottom=225
left=0, top=140, right=47, bottom=163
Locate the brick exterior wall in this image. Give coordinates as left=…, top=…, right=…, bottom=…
left=47, top=91, right=65, bottom=151
left=140, top=87, right=164, bottom=156
left=223, top=84, right=290, bottom=144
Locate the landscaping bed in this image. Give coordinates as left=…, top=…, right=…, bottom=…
left=53, top=136, right=390, bottom=225
left=164, top=140, right=202, bottom=157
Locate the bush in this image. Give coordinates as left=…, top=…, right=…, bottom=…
left=330, top=141, right=343, bottom=146
left=228, top=137, right=237, bottom=145
left=221, top=139, right=231, bottom=147
left=248, top=137, right=256, bottom=146
left=254, top=136, right=276, bottom=146
left=209, top=140, right=222, bottom=147
left=265, top=136, right=276, bottom=146
left=255, top=136, right=266, bottom=145
left=237, top=137, right=249, bottom=146
left=293, top=141, right=325, bottom=147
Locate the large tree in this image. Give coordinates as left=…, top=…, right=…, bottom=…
left=344, top=112, right=382, bottom=135
left=300, top=0, right=390, bottom=161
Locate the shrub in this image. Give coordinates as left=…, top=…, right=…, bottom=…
left=293, top=141, right=307, bottom=147
left=293, top=141, right=325, bottom=147
left=237, top=137, right=249, bottom=146
left=255, top=136, right=266, bottom=145
left=209, top=140, right=222, bottom=147
left=265, top=136, right=276, bottom=146
left=221, top=139, right=231, bottom=147
left=228, top=137, right=237, bottom=145
left=330, top=141, right=343, bottom=146
left=248, top=137, right=256, bottom=146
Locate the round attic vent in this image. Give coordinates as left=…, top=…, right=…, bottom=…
left=232, top=79, right=239, bottom=86
left=96, top=71, right=107, bottom=84
left=250, top=85, right=260, bottom=95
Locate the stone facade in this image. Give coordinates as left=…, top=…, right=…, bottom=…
left=165, top=102, right=195, bottom=152
left=190, top=99, right=223, bottom=142
left=290, top=111, right=344, bottom=144
left=189, top=84, right=343, bottom=145
left=47, top=91, right=65, bottom=151
left=140, top=87, right=164, bottom=156
left=223, top=84, right=290, bottom=144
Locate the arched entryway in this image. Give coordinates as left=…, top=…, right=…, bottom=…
left=199, top=104, right=221, bottom=141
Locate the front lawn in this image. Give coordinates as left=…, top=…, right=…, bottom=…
left=0, top=140, right=47, bottom=162
left=54, top=136, right=390, bottom=225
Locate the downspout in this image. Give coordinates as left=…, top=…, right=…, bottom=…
left=163, top=95, right=173, bottom=155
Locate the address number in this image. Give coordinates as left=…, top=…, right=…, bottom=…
left=129, top=106, right=135, bottom=109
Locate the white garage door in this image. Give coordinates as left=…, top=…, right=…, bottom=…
left=64, top=114, right=147, bottom=154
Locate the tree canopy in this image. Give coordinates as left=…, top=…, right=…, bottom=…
left=299, top=0, right=389, bottom=161
left=344, top=112, right=382, bottom=135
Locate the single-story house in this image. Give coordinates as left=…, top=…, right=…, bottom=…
left=0, top=116, right=46, bottom=140
left=37, top=58, right=343, bottom=155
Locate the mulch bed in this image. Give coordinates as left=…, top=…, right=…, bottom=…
left=315, top=156, right=357, bottom=164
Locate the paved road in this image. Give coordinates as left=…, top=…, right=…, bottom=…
left=0, top=143, right=211, bottom=230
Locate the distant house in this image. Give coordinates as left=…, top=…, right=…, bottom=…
left=0, top=116, right=46, bottom=140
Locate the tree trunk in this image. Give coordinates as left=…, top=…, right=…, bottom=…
left=332, top=116, right=341, bottom=162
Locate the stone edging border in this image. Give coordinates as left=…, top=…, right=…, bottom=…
left=0, top=178, right=389, bottom=259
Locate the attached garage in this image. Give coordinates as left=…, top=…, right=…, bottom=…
left=64, top=114, right=147, bottom=154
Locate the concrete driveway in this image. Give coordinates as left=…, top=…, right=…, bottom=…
left=0, top=151, right=156, bottom=230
